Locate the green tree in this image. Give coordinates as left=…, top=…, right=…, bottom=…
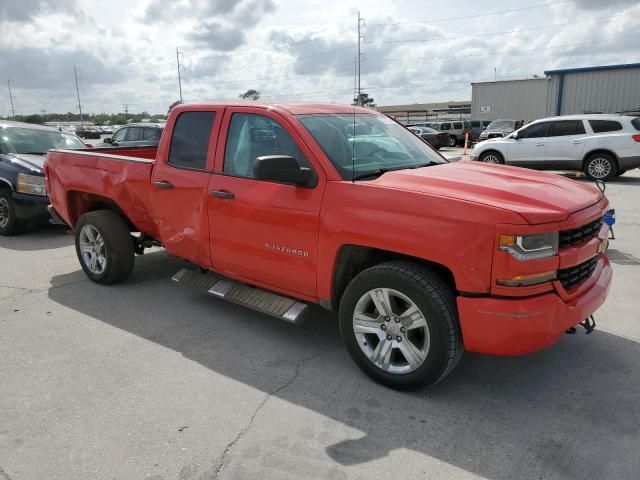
left=239, top=89, right=260, bottom=100
left=352, top=92, right=376, bottom=108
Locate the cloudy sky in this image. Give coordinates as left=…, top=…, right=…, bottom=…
left=0, top=0, right=639, bottom=115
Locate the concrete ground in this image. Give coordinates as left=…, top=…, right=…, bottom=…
left=1, top=171, right=639, bottom=480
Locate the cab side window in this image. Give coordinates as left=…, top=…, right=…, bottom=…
left=549, top=120, right=586, bottom=137
left=111, top=128, right=127, bottom=143
left=224, top=113, right=309, bottom=178
left=518, top=122, right=550, bottom=139
left=168, top=111, right=215, bottom=170
left=125, top=127, right=143, bottom=141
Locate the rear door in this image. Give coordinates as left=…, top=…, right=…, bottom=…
left=506, top=121, right=550, bottom=167
left=544, top=120, right=587, bottom=170
left=208, top=107, right=325, bottom=298
left=150, top=109, right=222, bottom=268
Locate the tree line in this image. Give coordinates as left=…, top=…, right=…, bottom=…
left=2, top=112, right=167, bottom=125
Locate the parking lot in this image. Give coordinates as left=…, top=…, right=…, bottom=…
left=0, top=167, right=638, bottom=480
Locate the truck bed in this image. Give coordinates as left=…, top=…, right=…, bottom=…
left=45, top=147, right=159, bottom=237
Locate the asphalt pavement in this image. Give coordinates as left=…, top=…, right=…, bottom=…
left=1, top=170, right=639, bottom=480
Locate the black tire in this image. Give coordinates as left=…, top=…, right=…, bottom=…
left=447, top=136, right=457, bottom=147
left=584, top=153, right=616, bottom=181
left=0, top=189, right=23, bottom=236
left=74, top=210, right=135, bottom=284
left=339, top=261, right=463, bottom=389
left=479, top=151, right=504, bottom=164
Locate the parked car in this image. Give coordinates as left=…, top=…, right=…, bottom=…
left=413, top=121, right=472, bottom=147
left=478, top=119, right=524, bottom=140
left=469, top=120, right=492, bottom=139
left=76, top=126, right=102, bottom=139
left=97, top=123, right=164, bottom=147
left=471, top=114, right=640, bottom=180
left=99, top=125, right=114, bottom=134
left=408, top=126, right=447, bottom=149
left=0, top=121, right=86, bottom=235
left=46, top=101, right=612, bottom=389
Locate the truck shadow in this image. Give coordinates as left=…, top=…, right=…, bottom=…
left=606, top=248, right=640, bottom=266
left=47, top=253, right=640, bottom=480
left=0, top=224, right=73, bottom=251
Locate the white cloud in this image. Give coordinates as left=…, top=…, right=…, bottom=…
left=0, top=0, right=639, bottom=115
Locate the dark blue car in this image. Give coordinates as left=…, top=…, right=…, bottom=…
left=0, top=121, right=86, bottom=235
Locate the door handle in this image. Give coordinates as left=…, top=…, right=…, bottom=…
left=535, top=143, right=545, bottom=147
left=572, top=141, right=582, bottom=145
left=211, top=190, right=235, bottom=200
left=154, top=180, right=174, bottom=189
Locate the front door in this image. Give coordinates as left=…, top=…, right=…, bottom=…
left=506, top=121, right=551, bottom=168
left=150, top=108, right=222, bottom=268
left=544, top=120, right=587, bottom=170
left=208, top=108, right=325, bottom=298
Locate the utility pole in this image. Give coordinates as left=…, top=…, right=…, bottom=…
left=176, top=47, right=184, bottom=103
left=74, top=64, right=83, bottom=125
left=40, top=109, right=46, bottom=122
left=356, top=12, right=365, bottom=97
left=7, top=78, right=15, bottom=118
left=122, top=104, right=129, bottom=123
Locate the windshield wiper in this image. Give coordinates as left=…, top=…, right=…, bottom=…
left=351, top=162, right=438, bottom=181
left=19, top=151, right=47, bottom=155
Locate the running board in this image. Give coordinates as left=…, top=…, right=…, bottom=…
left=171, top=268, right=308, bottom=325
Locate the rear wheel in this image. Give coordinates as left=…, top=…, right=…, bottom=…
left=0, top=190, right=23, bottom=236
left=74, top=210, right=135, bottom=284
left=584, top=153, right=616, bottom=181
left=447, top=136, right=457, bottom=147
left=479, top=151, right=504, bottom=164
left=339, top=261, right=463, bottom=389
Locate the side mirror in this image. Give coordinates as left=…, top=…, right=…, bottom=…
left=511, top=131, right=519, bottom=140
left=103, top=137, right=112, bottom=144
left=253, top=155, right=315, bottom=187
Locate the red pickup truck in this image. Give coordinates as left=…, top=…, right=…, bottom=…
left=45, top=102, right=612, bottom=389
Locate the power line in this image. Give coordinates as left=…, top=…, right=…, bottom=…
left=366, top=10, right=640, bottom=45
left=381, top=33, right=640, bottom=62
left=73, top=64, right=83, bottom=124
left=7, top=78, right=15, bottom=118
left=366, top=0, right=572, bottom=27
left=357, top=10, right=365, bottom=96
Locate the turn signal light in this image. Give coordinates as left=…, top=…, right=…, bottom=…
left=497, top=271, right=556, bottom=287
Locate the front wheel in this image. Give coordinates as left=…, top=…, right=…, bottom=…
left=74, top=210, right=135, bottom=284
left=447, top=136, right=457, bottom=147
left=0, top=190, right=23, bottom=236
left=339, top=261, right=463, bottom=389
left=479, top=151, right=504, bottom=164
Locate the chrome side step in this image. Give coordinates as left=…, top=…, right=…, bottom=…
left=171, top=268, right=308, bottom=325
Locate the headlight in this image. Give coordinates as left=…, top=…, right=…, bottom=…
left=16, top=173, right=46, bottom=196
left=499, top=232, right=558, bottom=260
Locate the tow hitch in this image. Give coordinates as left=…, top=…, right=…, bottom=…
left=566, top=315, right=596, bottom=335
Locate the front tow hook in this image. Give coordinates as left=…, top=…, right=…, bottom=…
left=566, top=316, right=597, bottom=335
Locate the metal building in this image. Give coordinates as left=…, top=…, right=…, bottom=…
left=471, top=62, right=640, bottom=121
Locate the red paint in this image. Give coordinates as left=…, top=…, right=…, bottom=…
left=45, top=101, right=612, bottom=356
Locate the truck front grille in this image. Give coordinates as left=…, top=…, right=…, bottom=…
left=559, top=217, right=603, bottom=248
left=558, top=256, right=599, bottom=290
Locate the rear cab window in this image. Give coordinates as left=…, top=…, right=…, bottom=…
left=630, top=118, right=640, bottom=131
left=453, top=122, right=463, bottom=130
left=589, top=120, right=623, bottom=133
left=168, top=111, right=216, bottom=170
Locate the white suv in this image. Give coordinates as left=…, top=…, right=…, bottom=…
left=471, top=114, right=640, bottom=180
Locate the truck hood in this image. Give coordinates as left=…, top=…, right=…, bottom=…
left=372, top=162, right=603, bottom=224
left=0, top=153, right=46, bottom=173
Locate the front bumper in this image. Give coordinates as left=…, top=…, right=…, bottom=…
left=12, top=192, right=50, bottom=223
left=457, top=254, right=612, bottom=356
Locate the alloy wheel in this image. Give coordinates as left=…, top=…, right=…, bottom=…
left=78, top=224, right=107, bottom=275
left=353, top=288, right=430, bottom=374
left=482, top=154, right=500, bottom=164
left=0, top=197, right=9, bottom=229
left=588, top=157, right=611, bottom=179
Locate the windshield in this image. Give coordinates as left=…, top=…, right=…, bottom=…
left=487, top=120, right=515, bottom=130
left=298, top=113, right=446, bottom=180
left=0, top=127, right=85, bottom=154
